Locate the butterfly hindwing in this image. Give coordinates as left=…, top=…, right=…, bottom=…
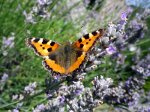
left=67, top=52, right=86, bottom=73
left=74, top=29, right=104, bottom=52
left=43, top=57, right=66, bottom=74
left=26, top=38, right=60, bottom=56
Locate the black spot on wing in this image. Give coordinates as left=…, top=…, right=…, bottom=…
left=80, top=44, right=84, bottom=48
left=34, top=38, right=40, bottom=42
left=47, top=48, right=52, bottom=52
left=78, top=38, right=82, bottom=43
left=98, top=29, right=104, bottom=34
left=42, top=39, right=48, bottom=44
left=92, top=31, right=97, bottom=36
left=50, top=42, right=55, bottom=46
left=84, top=34, right=89, bottom=39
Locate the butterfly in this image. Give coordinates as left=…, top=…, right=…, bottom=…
left=26, top=29, right=104, bottom=75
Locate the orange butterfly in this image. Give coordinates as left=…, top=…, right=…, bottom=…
left=26, top=29, right=104, bottom=75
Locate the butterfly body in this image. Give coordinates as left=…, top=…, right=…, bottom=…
left=47, top=42, right=83, bottom=71
left=26, top=29, right=104, bottom=75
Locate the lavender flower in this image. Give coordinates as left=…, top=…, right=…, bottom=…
left=128, top=91, right=150, bottom=112
left=33, top=104, right=46, bottom=112
left=2, top=36, right=14, bottom=48
left=121, top=12, right=127, bottom=21
left=12, top=109, right=19, bottom=112
left=23, top=11, right=36, bottom=24
left=12, top=94, right=24, bottom=101
left=106, top=46, right=117, bottom=55
left=131, top=20, right=143, bottom=30
left=11, top=82, right=37, bottom=103
left=0, top=73, right=8, bottom=91
left=43, top=72, right=147, bottom=111
left=23, top=0, right=52, bottom=23
left=1, top=33, right=15, bottom=56
left=37, top=0, right=48, bottom=5
left=24, top=82, right=37, bottom=95
left=59, top=95, right=65, bottom=104
left=0, top=73, right=8, bottom=83
left=132, top=54, right=150, bottom=78
left=44, top=76, right=115, bottom=112
left=12, top=94, right=19, bottom=100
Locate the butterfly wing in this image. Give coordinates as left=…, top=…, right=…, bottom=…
left=26, top=38, right=60, bottom=56
left=66, top=52, right=86, bottom=74
left=66, top=29, right=104, bottom=74
left=73, top=29, right=104, bottom=52
left=43, top=57, right=66, bottom=74
left=27, top=37, right=65, bottom=74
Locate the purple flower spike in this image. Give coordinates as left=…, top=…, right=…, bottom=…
left=33, top=104, right=46, bottom=112
left=106, top=46, right=116, bottom=55
left=53, top=75, right=61, bottom=82
left=59, top=95, right=65, bottom=104
left=37, top=0, right=47, bottom=5
left=12, top=109, right=19, bottom=112
left=131, top=20, right=142, bottom=30
left=75, top=89, right=82, bottom=96
left=121, top=12, right=127, bottom=21
left=127, top=7, right=133, bottom=14
left=119, top=20, right=126, bottom=25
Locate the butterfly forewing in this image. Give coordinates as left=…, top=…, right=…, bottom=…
left=43, top=57, right=66, bottom=74
left=74, top=29, right=104, bottom=52
left=26, top=38, right=59, bottom=56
